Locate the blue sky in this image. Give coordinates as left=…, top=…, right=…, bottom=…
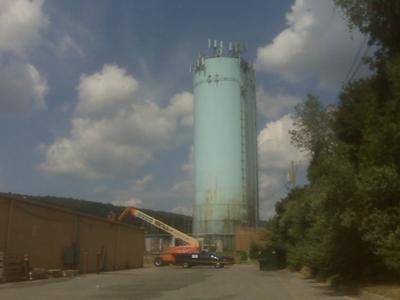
left=0, top=0, right=367, bottom=218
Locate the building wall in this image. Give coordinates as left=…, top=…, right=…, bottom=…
left=235, top=226, right=264, bottom=252
left=0, top=199, right=9, bottom=255
left=0, top=196, right=144, bottom=273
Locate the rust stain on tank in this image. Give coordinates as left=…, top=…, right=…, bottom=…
left=205, top=188, right=217, bottom=219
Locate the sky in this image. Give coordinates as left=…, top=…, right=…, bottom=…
left=0, top=0, right=368, bottom=219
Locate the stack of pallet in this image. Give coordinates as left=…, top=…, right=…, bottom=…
left=2, top=253, right=27, bottom=282
left=29, top=268, right=48, bottom=280
left=0, top=251, right=4, bottom=283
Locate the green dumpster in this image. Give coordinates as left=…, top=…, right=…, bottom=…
left=258, top=247, right=286, bottom=271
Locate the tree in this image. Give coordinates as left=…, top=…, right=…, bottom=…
left=335, top=0, right=400, bottom=58
left=264, top=0, right=400, bottom=278
left=290, top=95, right=335, bottom=181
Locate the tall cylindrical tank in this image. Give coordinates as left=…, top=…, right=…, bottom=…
left=192, top=42, right=258, bottom=250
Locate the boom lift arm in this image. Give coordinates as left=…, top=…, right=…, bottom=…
left=117, top=207, right=199, bottom=247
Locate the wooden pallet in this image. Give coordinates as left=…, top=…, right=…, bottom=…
left=30, top=268, right=48, bottom=280
left=1, top=253, right=27, bottom=282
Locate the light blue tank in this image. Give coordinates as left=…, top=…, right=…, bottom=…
left=192, top=41, right=258, bottom=250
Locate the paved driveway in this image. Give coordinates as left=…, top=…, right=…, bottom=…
left=0, top=264, right=355, bottom=300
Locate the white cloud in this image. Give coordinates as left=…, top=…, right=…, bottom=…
left=170, top=144, right=194, bottom=198
left=257, top=114, right=308, bottom=219
left=134, top=174, right=153, bottom=190
left=259, top=199, right=279, bottom=220
left=76, top=65, right=139, bottom=117
left=0, top=0, right=49, bottom=113
left=259, top=173, right=282, bottom=195
left=258, top=173, right=292, bottom=220
left=166, top=92, right=193, bottom=126
left=171, top=206, right=193, bottom=216
left=257, top=86, right=301, bottom=119
left=258, top=114, right=307, bottom=171
left=0, top=61, right=48, bottom=112
left=171, top=180, right=193, bottom=197
left=40, top=64, right=193, bottom=179
left=40, top=134, right=152, bottom=179
left=181, top=144, right=193, bottom=175
left=55, top=34, right=84, bottom=58
left=256, top=0, right=364, bottom=88
left=27, top=64, right=48, bottom=106
left=0, top=0, right=48, bottom=56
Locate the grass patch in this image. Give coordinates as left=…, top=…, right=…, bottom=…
left=363, top=284, right=400, bottom=300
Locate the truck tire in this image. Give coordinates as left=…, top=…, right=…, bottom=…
left=182, top=262, right=191, bottom=268
left=154, top=257, right=164, bottom=267
left=215, top=262, right=223, bottom=268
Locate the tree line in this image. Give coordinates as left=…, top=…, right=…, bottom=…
left=266, top=0, right=400, bottom=280
left=1, top=192, right=193, bottom=234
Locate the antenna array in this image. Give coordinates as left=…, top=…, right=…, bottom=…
left=208, top=39, right=247, bottom=57
left=189, top=40, right=248, bottom=73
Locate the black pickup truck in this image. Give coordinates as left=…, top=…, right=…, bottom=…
left=174, top=251, right=234, bottom=268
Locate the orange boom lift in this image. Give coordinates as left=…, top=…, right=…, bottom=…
left=116, top=207, right=200, bottom=266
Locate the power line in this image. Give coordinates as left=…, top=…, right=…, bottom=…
left=344, top=35, right=368, bottom=84
left=347, top=45, right=370, bottom=83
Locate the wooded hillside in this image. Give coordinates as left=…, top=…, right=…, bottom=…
left=0, top=192, right=192, bottom=234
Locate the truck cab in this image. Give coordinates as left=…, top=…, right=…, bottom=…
left=174, top=251, right=233, bottom=268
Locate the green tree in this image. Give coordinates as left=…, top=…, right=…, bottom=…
left=265, top=0, right=400, bottom=279
left=290, top=95, right=335, bottom=181
left=335, top=0, right=400, bottom=58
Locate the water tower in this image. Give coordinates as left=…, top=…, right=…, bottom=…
left=191, top=40, right=259, bottom=250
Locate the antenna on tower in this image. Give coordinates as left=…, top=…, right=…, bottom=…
left=216, top=40, right=223, bottom=56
